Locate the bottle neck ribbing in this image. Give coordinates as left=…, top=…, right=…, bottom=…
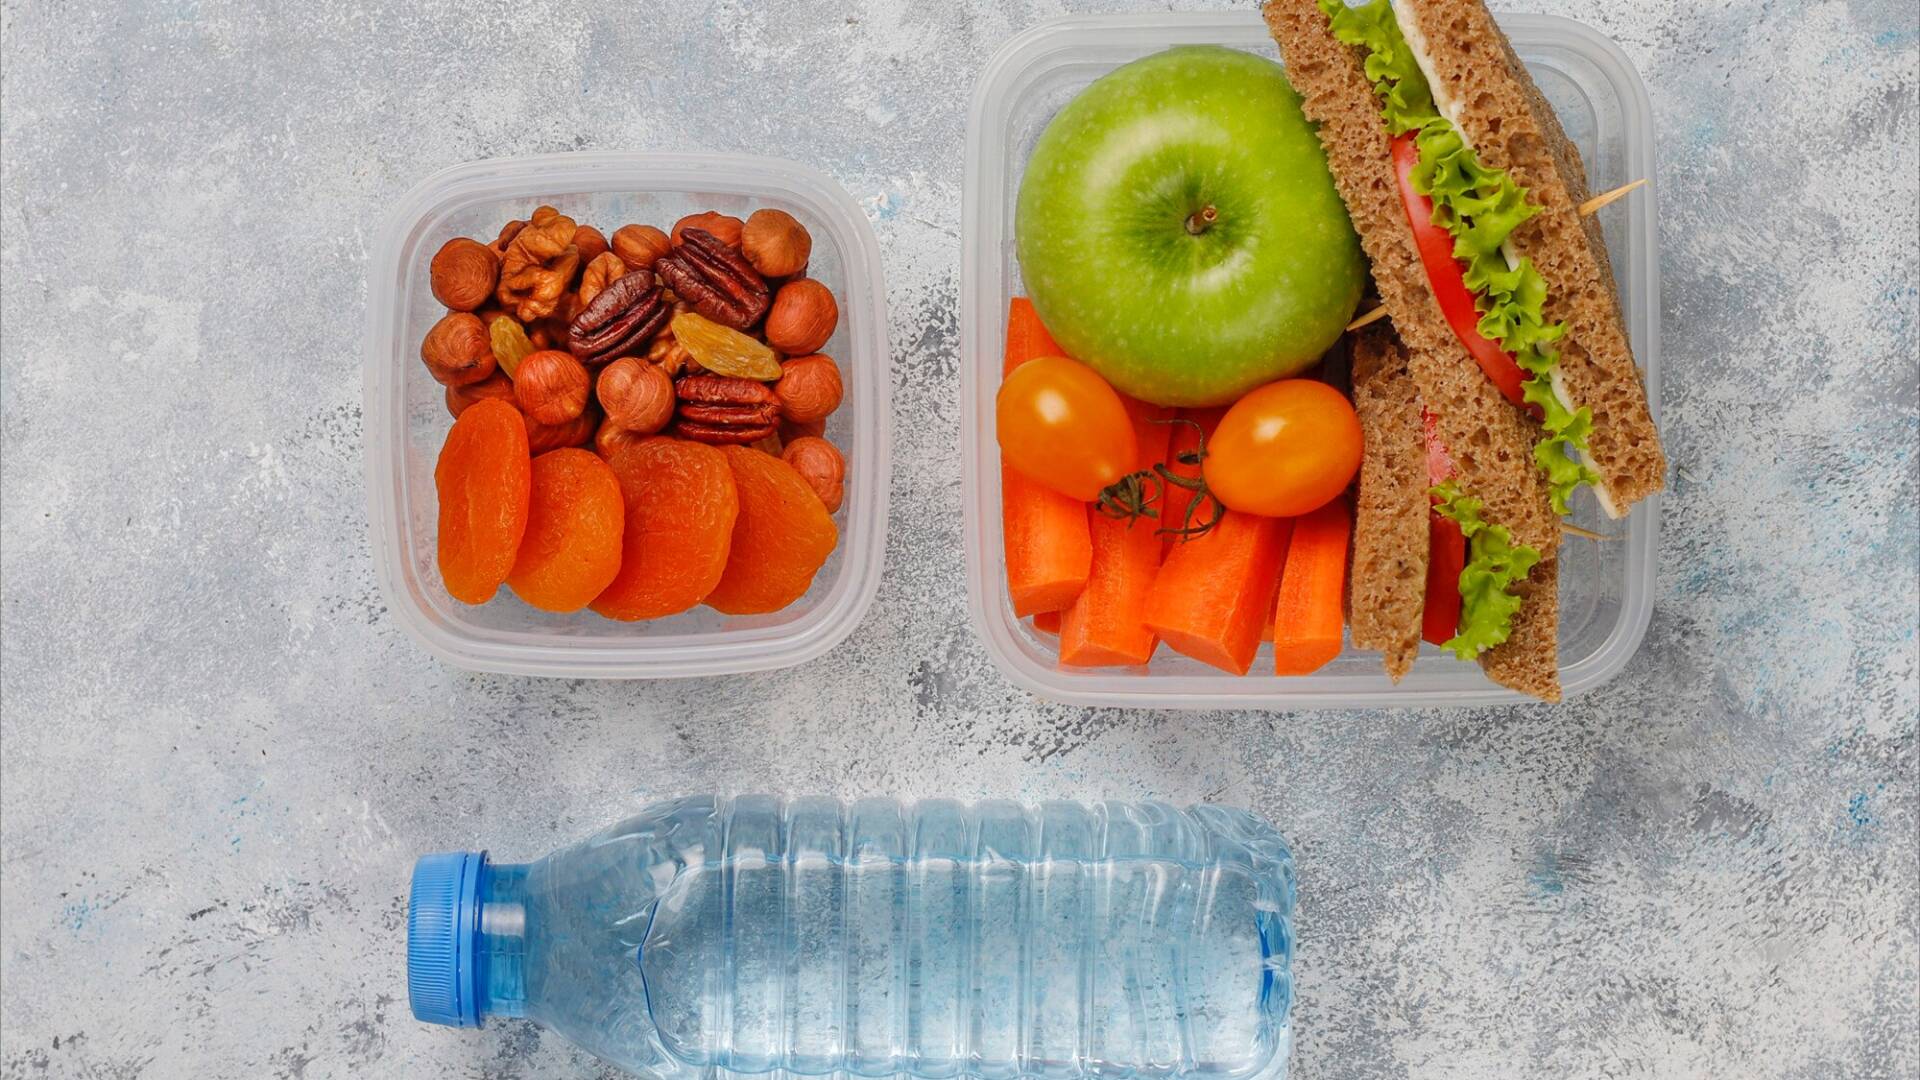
left=474, top=861, right=531, bottom=1021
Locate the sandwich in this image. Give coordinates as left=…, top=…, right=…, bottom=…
left=1263, top=0, right=1666, bottom=700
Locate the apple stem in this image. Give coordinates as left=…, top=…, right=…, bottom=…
left=1185, top=205, right=1218, bottom=236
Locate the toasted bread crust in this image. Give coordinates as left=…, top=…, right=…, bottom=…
left=1262, top=0, right=1558, bottom=554
left=1348, top=325, right=1428, bottom=681
left=1399, top=0, right=1666, bottom=509
left=1479, top=556, right=1561, bottom=701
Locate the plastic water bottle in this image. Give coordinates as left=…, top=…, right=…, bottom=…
left=408, top=797, right=1296, bottom=1080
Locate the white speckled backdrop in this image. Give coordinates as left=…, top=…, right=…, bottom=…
left=1, top=1, right=1915, bottom=1078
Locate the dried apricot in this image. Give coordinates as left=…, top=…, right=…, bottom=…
left=435, top=398, right=531, bottom=604
left=506, top=448, right=624, bottom=612
left=704, top=445, right=838, bottom=615
left=592, top=438, right=740, bottom=621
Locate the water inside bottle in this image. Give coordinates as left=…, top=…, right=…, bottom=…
left=510, top=797, right=1293, bottom=1080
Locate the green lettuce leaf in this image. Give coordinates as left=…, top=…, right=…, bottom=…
left=1318, top=0, right=1602, bottom=512
left=1317, top=0, right=1438, bottom=133
left=1431, top=482, right=1542, bottom=660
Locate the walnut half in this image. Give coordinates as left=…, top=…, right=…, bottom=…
left=495, top=206, right=580, bottom=322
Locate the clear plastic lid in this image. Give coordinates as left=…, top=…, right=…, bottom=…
left=365, top=153, right=891, bottom=678
left=960, top=13, right=1661, bottom=708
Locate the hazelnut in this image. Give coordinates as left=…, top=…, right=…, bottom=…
left=527, top=407, right=599, bottom=456
left=594, top=420, right=654, bottom=461
left=782, top=436, right=845, bottom=513
left=611, top=224, right=672, bottom=271
left=596, top=357, right=676, bottom=435
left=514, top=350, right=591, bottom=425
left=430, top=238, right=499, bottom=312
left=421, top=312, right=497, bottom=386
left=741, top=209, right=812, bottom=278
left=573, top=225, right=609, bottom=266
left=577, top=252, right=629, bottom=309
left=445, top=372, right=518, bottom=419
left=773, top=354, right=844, bottom=424
left=764, top=280, right=839, bottom=355
left=670, top=211, right=744, bottom=249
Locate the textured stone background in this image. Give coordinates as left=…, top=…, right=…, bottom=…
left=2, top=0, right=1915, bottom=1077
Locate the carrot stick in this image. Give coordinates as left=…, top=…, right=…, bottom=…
left=1145, top=511, right=1292, bottom=675
left=1271, top=496, right=1352, bottom=676
left=1001, top=299, right=1089, bottom=616
left=1032, top=609, right=1062, bottom=636
left=1003, top=297, right=1063, bottom=377
left=1058, top=396, right=1174, bottom=667
left=1160, top=406, right=1228, bottom=559
left=1004, top=466, right=1091, bottom=616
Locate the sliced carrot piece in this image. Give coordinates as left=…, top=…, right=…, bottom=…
left=1160, top=406, right=1228, bottom=558
left=1058, top=396, right=1174, bottom=667
left=1145, top=511, right=1292, bottom=675
left=1032, top=610, right=1063, bottom=636
left=1058, top=509, right=1161, bottom=666
left=1003, top=297, right=1064, bottom=377
left=1001, top=299, right=1090, bottom=616
left=1005, top=464, right=1092, bottom=616
left=1272, top=495, right=1353, bottom=676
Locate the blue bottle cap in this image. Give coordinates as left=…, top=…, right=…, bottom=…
left=407, top=851, right=486, bottom=1028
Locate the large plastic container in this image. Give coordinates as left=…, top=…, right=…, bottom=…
left=961, top=13, right=1661, bottom=709
left=408, top=797, right=1297, bottom=1080
left=366, top=153, right=891, bottom=678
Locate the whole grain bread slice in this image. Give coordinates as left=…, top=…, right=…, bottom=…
left=1478, top=556, right=1561, bottom=701
left=1347, top=324, right=1428, bottom=680
left=1399, top=0, right=1666, bottom=510
left=1262, top=0, right=1558, bottom=555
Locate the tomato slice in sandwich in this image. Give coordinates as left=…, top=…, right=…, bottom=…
left=1419, top=406, right=1465, bottom=646
left=1390, top=134, right=1536, bottom=416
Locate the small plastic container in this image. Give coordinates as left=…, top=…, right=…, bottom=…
left=961, top=13, right=1661, bottom=709
left=366, top=153, right=890, bottom=678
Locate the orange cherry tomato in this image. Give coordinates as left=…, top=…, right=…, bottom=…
left=996, top=356, right=1138, bottom=500
left=1204, top=380, right=1362, bottom=517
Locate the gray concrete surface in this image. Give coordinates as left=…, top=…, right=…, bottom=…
left=2, top=0, right=1915, bottom=1077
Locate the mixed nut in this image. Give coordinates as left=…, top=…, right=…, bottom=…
left=423, top=204, right=849, bottom=513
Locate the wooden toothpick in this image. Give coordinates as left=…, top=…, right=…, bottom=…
left=1342, top=178, right=1650, bottom=334
left=1576, top=178, right=1648, bottom=217
left=1560, top=521, right=1617, bottom=542
left=1345, top=304, right=1392, bottom=332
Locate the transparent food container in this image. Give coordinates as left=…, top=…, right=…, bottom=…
left=961, top=13, right=1660, bottom=709
left=366, top=153, right=890, bottom=678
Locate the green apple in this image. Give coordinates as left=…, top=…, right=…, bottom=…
left=1016, top=45, right=1364, bottom=407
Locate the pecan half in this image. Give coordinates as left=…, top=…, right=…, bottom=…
left=567, top=269, right=669, bottom=365
left=654, top=228, right=770, bottom=331
left=678, top=401, right=780, bottom=426
left=673, top=374, right=780, bottom=444
left=673, top=419, right=778, bottom=444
